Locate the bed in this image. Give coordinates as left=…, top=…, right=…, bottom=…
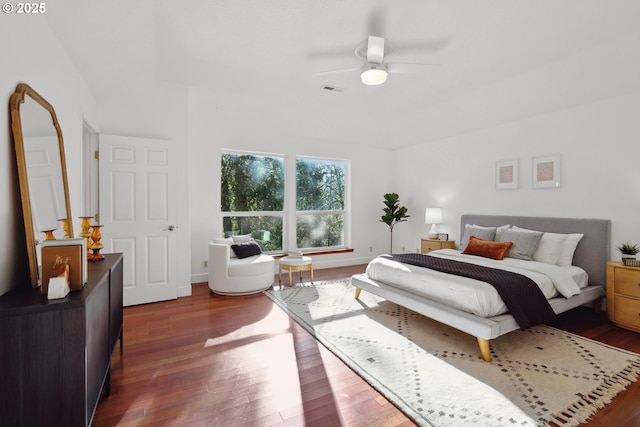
left=351, top=214, right=611, bottom=362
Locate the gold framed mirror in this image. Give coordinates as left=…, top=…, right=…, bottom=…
left=10, top=83, right=74, bottom=288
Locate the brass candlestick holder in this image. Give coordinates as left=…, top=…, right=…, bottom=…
left=79, top=216, right=93, bottom=238
left=79, top=216, right=93, bottom=258
left=58, top=218, right=70, bottom=238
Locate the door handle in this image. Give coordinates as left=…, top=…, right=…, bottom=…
left=164, top=225, right=177, bottom=231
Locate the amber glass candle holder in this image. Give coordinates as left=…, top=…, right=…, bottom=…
left=88, top=225, right=104, bottom=261
left=42, top=229, right=56, bottom=241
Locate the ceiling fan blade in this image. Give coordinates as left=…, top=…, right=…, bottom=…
left=387, top=62, right=440, bottom=74
left=367, top=36, right=385, bottom=64
left=391, top=36, right=452, bottom=56
left=312, top=67, right=359, bottom=77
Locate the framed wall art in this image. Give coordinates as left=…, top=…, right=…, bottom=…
left=532, top=154, right=561, bottom=189
left=495, top=159, right=518, bottom=190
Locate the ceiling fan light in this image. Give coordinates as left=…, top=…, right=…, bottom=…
left=361, top=63, right=388, bottom=85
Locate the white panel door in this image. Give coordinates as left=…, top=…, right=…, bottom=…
left=99, top=135, right=178, bottom=306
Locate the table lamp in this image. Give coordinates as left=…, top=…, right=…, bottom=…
left=425, top=208, right=442, bottom=239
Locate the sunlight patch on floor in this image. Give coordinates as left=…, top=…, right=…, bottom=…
left=203, top=304, right=292, bottom=349
left=198, top=310, right=305, bottom=418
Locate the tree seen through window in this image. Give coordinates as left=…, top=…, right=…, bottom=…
left=221, top=151, right=347, bottom=252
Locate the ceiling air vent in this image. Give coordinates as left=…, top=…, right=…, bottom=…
left=322, top=85, right=344, bottom=92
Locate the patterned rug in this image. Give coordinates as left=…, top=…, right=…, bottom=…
left=265, top=279, right=640, bottom=427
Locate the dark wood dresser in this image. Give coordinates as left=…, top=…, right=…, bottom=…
left=0, top=253, right=123, bottom=426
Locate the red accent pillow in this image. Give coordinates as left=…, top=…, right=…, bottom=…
left=462, top=236, right=513, bottom=260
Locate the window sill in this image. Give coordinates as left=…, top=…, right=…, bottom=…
left=273, top=248, right=354, bottom=259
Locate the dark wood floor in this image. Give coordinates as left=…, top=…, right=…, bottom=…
left=93, top=265, right=640, bottom=427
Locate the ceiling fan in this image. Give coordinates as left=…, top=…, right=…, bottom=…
left=312, top=35, right=439, bottom=86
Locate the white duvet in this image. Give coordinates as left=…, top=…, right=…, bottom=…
left=365, top=249, right=588, bottom=318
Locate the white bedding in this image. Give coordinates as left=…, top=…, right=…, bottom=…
left=365, top=249, right=588, bottom=318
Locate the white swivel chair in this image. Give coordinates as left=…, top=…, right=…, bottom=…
left=208, top=240, right=275, bottom=295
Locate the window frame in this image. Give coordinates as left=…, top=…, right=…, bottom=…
left=293, top=155, right=350, bottom=252
left=221, top=149, right=350, bottom=253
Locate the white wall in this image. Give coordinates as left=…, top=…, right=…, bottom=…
left=0, top=17, right=98, bottom=296
left=391, top=28, right=640, bottom=258
left=392, top=90, right=640, bottom=259
left=188, top=88, right=395, bottom=283
left=394, top=28, right=640, bottom=260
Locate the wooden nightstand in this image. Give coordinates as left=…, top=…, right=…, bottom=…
left=606, top=261, right=640, bottom=332
left=420, top=238, right=455, bottom=254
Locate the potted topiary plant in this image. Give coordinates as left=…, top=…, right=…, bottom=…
left=380, top=193, right=410, bottom=254
left=617, top=242, right=640, bottom=266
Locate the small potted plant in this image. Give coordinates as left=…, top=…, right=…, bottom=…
left=616, top=242, right=640, bottom=266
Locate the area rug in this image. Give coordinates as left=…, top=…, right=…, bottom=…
left=265, top=279, right=640, bottom=427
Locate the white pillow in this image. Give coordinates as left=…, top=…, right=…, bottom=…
left=557, top=233, right=584, bottom=266
left=533, top=233, right=567, bottom=264
left=213, top=237, right=233, bottom=245
left=511, top=226, right=583, bottom=266
left=510, top=227, right=566, bottom=264
left=231, top=234, right=252, bottom=243
left=213, top=237, right=237, bottom=258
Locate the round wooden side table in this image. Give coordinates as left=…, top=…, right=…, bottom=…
left=279, top=256, right=313, bottom=286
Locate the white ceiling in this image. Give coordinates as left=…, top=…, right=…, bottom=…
left=45, top=0, right=640, bottom=149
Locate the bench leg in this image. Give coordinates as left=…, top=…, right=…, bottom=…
left=354, top=287, right=361, bottom=299
left=477, top=338, right=491, bottom=362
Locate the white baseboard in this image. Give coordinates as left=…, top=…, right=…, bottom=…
left=178, top=284, right=193, bottom=297
left=189, top=256, right=376, bottom=285
left=191, top=273, right=208, bottom=284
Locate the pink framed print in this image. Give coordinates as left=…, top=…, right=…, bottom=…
left=532, top=154, right=561, bottom=189
left=495, top=159, right=518, bottom=190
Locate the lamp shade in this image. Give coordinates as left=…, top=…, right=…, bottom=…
left=424, top=208, right=442, bottom=224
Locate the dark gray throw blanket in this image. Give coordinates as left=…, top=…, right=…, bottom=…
left=382, top=253, right=556, bottom=329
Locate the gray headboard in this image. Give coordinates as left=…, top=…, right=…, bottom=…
left=461, top=214, right=611, bottom=287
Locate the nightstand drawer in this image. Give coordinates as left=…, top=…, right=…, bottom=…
left=606, top=262, right=640, bottom=332
left=420, top=239, right=455, bottom=254
left=423, top=242, right=442, bottom=252
left=613, top=268, right=640, bottom=298
left=612, top=295, right=640, bottom=331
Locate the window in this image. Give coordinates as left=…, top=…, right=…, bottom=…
left=296, top=157, right=346, bottom=249
left=221, top=151, right=349, bottom=253
left=221, top=152, right=284, bottom=251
